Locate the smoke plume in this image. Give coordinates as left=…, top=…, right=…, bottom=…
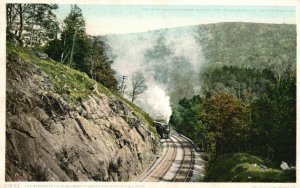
left=106, top=26, right=205, bottom=123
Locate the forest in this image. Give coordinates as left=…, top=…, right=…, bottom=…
left=170, top=23, right=296, bottom=181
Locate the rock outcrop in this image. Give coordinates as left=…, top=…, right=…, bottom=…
left=6, top=55, right=159, bottom=181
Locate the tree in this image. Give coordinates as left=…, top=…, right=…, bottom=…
left=250, top=65, right=296, bottom=164
left=13, top=4, right=28, bottom=44
left=130, top=71, right=147, bottom=102
left=60, top=4, right=90, bottom=68
left=83, top=36, right=118, bottom=91
left=202, top=91, right=248, bottom=156
left=6, top=4, right=20, bottom=39
left=6, top=4, right=59, bottom=47
left=44, top=4, right=86, bottom=64
left=26, top=4, right=59, bottom=48
left=44, top=5, right=118, bottom=91
left=170, top=95, right=207, bottom=150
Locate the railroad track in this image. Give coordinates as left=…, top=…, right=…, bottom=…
left=139, top=138, right=177, bottom=182
left=172, top=134, right=195, bottom=182
left=138, top=133, right=195, bottom=182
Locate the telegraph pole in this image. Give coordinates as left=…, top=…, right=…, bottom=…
left=122, top=85, right=127, bottom=97
left=119, top=75, right=127, bottom=97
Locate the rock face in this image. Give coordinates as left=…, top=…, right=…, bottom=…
left=6, top=56, right=159, bottom=181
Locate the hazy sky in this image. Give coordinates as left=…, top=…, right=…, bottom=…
left=55, top=5, right=296, bottom=35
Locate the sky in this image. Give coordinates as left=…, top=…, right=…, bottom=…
left=54, top=5, right=296, bottom=35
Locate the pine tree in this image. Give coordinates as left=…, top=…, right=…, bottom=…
left=60, top=5, right=90, bottom=68
left=250, top=65, right=296, bottom=164
left=85, top=36, right=118, bottom=91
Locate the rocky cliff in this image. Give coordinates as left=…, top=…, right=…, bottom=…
left=5, top=47, right=160, bottom=181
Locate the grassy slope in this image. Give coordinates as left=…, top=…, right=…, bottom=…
left=7, top=43, right=157, bottom=135
left=205, top=153, right=296, bottom=182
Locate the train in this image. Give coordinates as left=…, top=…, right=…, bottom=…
left=154, top=121, right=170, bottom=139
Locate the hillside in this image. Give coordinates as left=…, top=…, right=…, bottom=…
left=6, top=44, right=159, bottom=181
left=107, top=22, right=296, bottom=105
left=196, top=23, right=296, bottom=98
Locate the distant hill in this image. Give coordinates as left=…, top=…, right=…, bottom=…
left=106, top=22, right=296, bottom=103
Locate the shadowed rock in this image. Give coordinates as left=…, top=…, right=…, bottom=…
left=6, top=55, right=160, bottom=181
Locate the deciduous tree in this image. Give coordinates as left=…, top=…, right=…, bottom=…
left=6, top=3, right=59, bottom=47
left=130, top=71, right=147, bottom=102
left=202, top=91, right=248, bottom=156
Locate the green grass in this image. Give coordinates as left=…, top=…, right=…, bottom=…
left=8, top=43, right=100, bottom=104
left=205, top=153, right=296, bottom=182
left=7, top=43, right=158, bottom=136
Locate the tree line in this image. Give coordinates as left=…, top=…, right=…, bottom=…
left=170, top=65, right=296, bottom=166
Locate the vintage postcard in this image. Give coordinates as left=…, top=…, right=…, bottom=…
left=1, top=0, right=299, bottom=188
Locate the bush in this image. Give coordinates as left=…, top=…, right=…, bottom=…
left=205, top=153, right=295, bottom=182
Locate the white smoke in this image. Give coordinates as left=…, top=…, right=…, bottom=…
left=165, top=28, right=204, bottom=71
left=106, top=26, right=205, bottom=123
left=136, top=85, right=172, bottom=123
left=163, top=28, right=204, bottom=94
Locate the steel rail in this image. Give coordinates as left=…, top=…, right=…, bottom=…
left=172, top=134, right=195, bottom=182
left=141, top=137, right=176, bottom=182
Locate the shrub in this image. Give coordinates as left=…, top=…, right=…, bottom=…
left=205, top=153, right=295, bottom=182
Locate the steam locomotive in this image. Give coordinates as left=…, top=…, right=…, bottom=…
left=154, top=121, right=170, bottom=139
